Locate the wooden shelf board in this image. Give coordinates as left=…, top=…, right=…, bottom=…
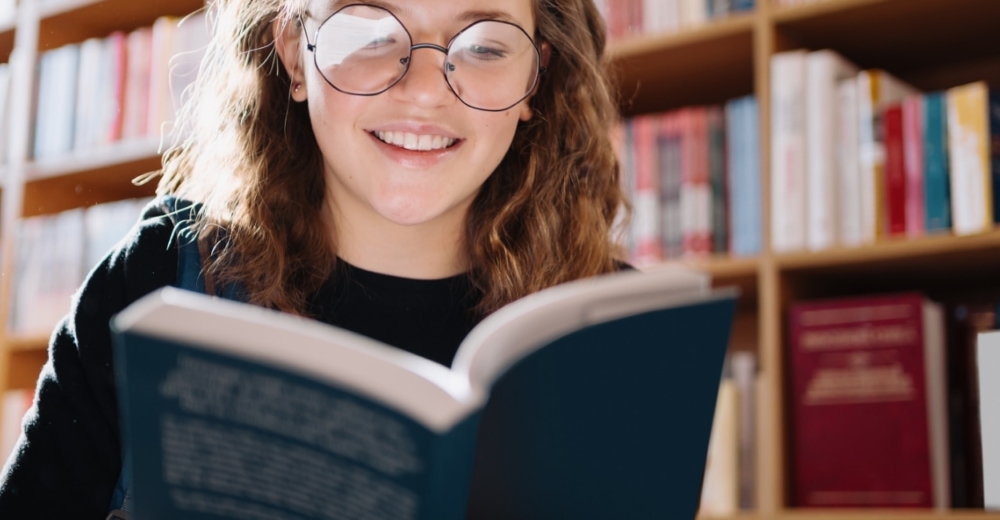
left=607, top=15, right=755, bottom=116
left=775, top=510, right=1000, bottom=520
left=5, top=334, right=49, bottom=353
left=23, top=138, right=161, bottom=217
left=770, top=0, right=1000, bottom=85
left=5, top=347, right=48, bottom=390
left=777, top=231, right=1000, bottom=272
left=38, top=0, right=205, bottom=51
left=0, top=18, right=13, bottom=58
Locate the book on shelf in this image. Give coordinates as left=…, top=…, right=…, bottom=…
left=806, top=50, right=858, bottom=251
left=30, top=12, right=209, bottom=162
left=594, top=0, right=754, bottom=42
left=883, top=103, right=907, bottom=236
left=616, top=99, right=761, bottom=264
left=789, top=292, right=950, bottom=508
left=699, top=370, right=740, bottom=517
left=921, top=92, right=952, bottom=234
left=946, top=81, right=1000, bottom=237
left=8, top=198, right=153, bottom=336
left=111, top=268, right=738, bottom=520
left=836, top=75, right=863, bottom=247
left=945, top=301, right=998, bottom=508
left=978, top=330, right=1000, bottom=510
left=0, top=62, right=10, bottom=166
left=700, top=349, right=758, bottom=515
left=769, top=50, right=807, bottom=253
left=856, top=69, right=918, bottom=243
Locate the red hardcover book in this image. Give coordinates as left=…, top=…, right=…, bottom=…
left=883, top=104, right=907, bottom=237
left=789, top=293, right=950, bottom=508
left=681, top=107, right=712, bottom=258
left=631, top=114, right=662, bottom=265
left=902, top=96, right=926, bottom=238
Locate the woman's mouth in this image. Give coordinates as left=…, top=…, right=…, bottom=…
left=372, top=131, right=459, bottom=151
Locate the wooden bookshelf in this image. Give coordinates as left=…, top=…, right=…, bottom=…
left=0, top=0, right=997, bottom=517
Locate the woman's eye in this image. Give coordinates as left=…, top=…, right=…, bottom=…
left=364, top=37, right=395, bottom=49
left=467, top=45, right=506, bottom=60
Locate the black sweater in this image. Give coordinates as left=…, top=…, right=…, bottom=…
left=0, top=199, right=483, bottom=518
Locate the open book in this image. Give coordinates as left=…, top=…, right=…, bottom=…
left=112, top=267, right=738, bottom=520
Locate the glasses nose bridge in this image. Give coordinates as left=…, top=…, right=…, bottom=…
left=409, top=42, right=449, bottom=55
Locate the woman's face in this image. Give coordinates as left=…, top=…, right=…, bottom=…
left=281, top=0, right=537, bottom=230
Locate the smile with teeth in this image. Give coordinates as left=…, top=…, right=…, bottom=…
left=374, top=131, right=458, bottom=151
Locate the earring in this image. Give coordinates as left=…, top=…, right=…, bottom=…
left=293, top=82, right=301, bottom=93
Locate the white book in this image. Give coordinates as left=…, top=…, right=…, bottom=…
left=0, top=0, right=14, bottom=27
left=947, top=81, right=995, bottom=236
left=856, top=69, right=918, bottom=243
left=74, top=37, right=104, bottom=152
left=979, top=330, right=1000, bottom=510
left=0, top=63, right=10, bottom=165
left=122, top=27, right=153, bottom=141
left=164, top=12, right=211, bottom=145
left=836, top=78, right=862, bottom=247
left=147, top=17, right=179, bottom=140
left=700, top=377, right=740, bottom=516
left=805, top=50, right=858, bottom=251
left=770, top=50, right=808, bottom=253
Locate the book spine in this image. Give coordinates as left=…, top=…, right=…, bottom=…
left=745, top=96, right=762, bottom=256
left=681, top=107, right=712, bottom=258
left=837, top=78, right=863, bottom=247
left=947, top=81, right=993, bottom=235
left=708, top=106, right=728, bottom=255
left=790, top=293, right=942, bottom=508
left=805, top=50, right=857, bottom=251
left=922, top=92, right=951, bottom=232
left=658, top=111, right=684, bottom=259
left=632, top=115, right=662, bottom=265
left=725, top=98, right=744, bottom=256
left=883, top=104, right=906, bottom=237
left=770, top=51, right=808, bottom=253
left=902, top=96, right=926, bottom=238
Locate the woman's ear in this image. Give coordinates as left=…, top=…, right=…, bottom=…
left=519, top=41, right=551, bottom=122
left=273, top=16, right=308, bottom=102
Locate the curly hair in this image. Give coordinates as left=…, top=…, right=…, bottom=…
left=157, top=0, right=628, bottom=316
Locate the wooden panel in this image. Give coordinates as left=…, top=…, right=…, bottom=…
left=37, top=0, right=205, bottom=51
left=5, top=348, right=47, bottom=390
left=23, top=139, right=161, bottom=216
left=607, top=15, right=756, bottom=116
left=771, top=0, right=1000, bottom=88
left=0, top=22, right=13, bottom=61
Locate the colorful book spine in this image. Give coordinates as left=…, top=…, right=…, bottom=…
left=902, top=96, right=926, bottom=237
left=658, top=111, right=684, bottom=259
left=681, top=108, right=712, bottom=258
left=631, top=115, right=662, bottom=265
left=946, top=81, right=1000, bottom=236
left=883, top=104, right=907, bottom=236
left=790, top=293, right=950, bottom=508
left=922, top=92, right=951, bottom=233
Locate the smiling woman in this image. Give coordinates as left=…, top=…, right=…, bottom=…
left=0, top=0, right=629, bottom=517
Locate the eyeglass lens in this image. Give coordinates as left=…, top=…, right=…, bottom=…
left=311, top=4, right=540, bottom=111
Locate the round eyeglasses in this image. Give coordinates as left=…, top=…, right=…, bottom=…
left=302, top=4, right=545, bottom=112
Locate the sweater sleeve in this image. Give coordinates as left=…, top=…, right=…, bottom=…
left=0, top=199, right=179, bottom=519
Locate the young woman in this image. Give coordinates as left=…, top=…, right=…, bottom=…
left=0, top=0, right=626, bottom=516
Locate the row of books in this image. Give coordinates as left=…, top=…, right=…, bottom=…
left=700, top=350, right=757, bottom=514
left=770, top=48, right=1000, bottom=253
left=8, top=197, right=152, bottom=336
left=594, top=0, right=754, bottom=42
left=614, top=95, right=762, bottom=266
left=789, top=292, right=1000, bottom=508
left=30, top=13, right=209, bottom=162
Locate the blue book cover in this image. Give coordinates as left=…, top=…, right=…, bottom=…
left=922, top=92, right=951, bottom=232
left=746, top=96, right=762, bottom=255
left=113, top=269, right=737, bottom=520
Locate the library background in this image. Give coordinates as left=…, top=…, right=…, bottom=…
left=0, top=0, right=998, bottom=518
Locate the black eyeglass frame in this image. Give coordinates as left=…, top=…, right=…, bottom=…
left=300, top=3, right=547, bottom=112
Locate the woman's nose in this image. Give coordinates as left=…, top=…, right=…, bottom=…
left=391, top=46, right=455, bottom=108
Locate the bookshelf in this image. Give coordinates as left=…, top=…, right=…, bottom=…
left=608, top=0, right=1000, bottom=517
left=0, top=0, right=996, bottom=518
